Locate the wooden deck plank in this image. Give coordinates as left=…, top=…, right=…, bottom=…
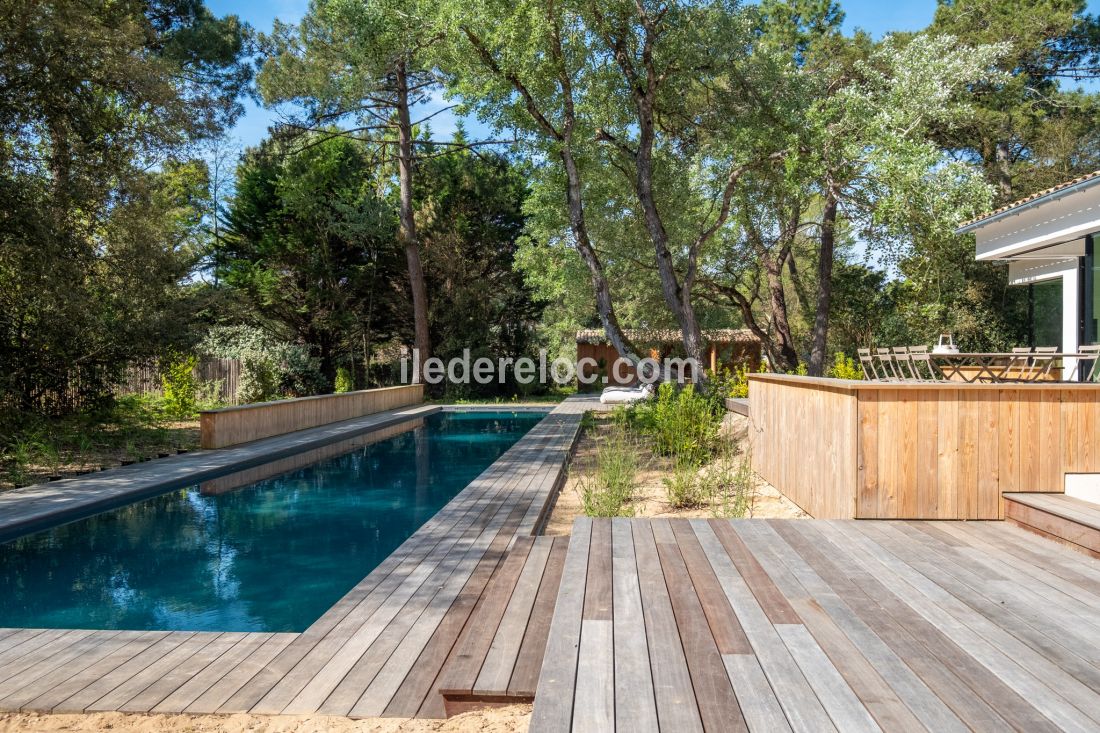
left=529, top=517, right=591, bottom=733
left=474, top=538, right=553, bottom=694
left=826, top=520, right=1099, bottom=732
left=781, top=521, right=1028, bottom=732
left=740, top=521, right=946, bottom=732
left=386, top=531, right=516, bottom=717
left=91, top=634, right=224, bottom=713
left=722, top=654, right=792, bottom=733
left=22, top=631, right=160, bottom=712
left=348, top=505, right=538, bottom=717
left=868, top=522, right=1100, bottom=695
left=609, top=518, right=658, bottom=733
left=570, top=619, right=614, bottom=731
left=507, top=536, right=569, bottom=698
left=669, top=520, right=751, bottom=655
left=152, top=634, right=274, bottom=713
left=630, top=521, right=704, bottom=733
left=317, top=509, right=523, bottom=716
left=117, top=633, right=246, bottom=713
left=184, top=634, right=296, bottom=714
left=0, top=632, right=124, bottom=709
left=690, top=520, right=836, bottom=733
left=59, top=633, right=195, bottom=713
left=651, top=520, right=747, bottom=733
left=434, top=537, right=537, bottom=699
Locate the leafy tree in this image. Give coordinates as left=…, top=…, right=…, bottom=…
left=437, top=0, right=649, bottom=368
left=0, top=0, right=251, bottom=416
left=929, top=0, right=1100, bottom=201
left=416, top=145, right=547, bottom=396
left=258, top=0, right=473, bottom=374
left=217, top=133, right=406, bottom=387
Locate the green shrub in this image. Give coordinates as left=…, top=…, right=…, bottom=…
left=161, top=355, right=198, bottom=418
left=702, top=450, right=754, bottom=518
left=828, top=352, right=862, bottom=380
left=200, top=325, right=327, bottom=402
left=634, top=383, right=720, bottom=465
left=664, top=459, right=706, bottom=509
left=334, top=367, right=354, bottom=393
left=579, top=425, right=637, bottom=518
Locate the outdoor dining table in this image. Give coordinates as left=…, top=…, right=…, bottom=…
left=930, top=351, right=1091, bottom=383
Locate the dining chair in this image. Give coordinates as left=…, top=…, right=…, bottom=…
left=1078, top=344, right=1100, bottom=382
left=907, top=345, right=942, bottom=381
left=857, top=348, right=882, bottom=381
left=875, top=348, right=900, bottom=380
left=1002, top=347, right=1034, bottom=382
left=1031, top=346, right=1059, bottom=381
left=891, top=346, right=919, bottom=381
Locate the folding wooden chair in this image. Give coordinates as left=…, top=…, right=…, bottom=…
left=875, top=348, right=900, bottom=380
left=891, top=346, right=919, bottom=381
left=1033, top=346, right=1059, bottom=380
left=858, top=348, right=883, bottom=381
left=907, top=345, right=942, bottom=381
left=1002, top=347, right=1034, bottom=382
left=1077, top=344, right=1100, bottom=382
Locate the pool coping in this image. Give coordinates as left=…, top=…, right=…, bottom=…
left=0, top=396, right=595, bottom=716
left=0, top=403, right=554, bottom=541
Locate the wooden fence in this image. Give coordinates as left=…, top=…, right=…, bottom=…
left=199, top=383, right=425, bottom=449
left=748, top=374, right=1100, bottom=520
left=116, top=359, right=241, bottom=405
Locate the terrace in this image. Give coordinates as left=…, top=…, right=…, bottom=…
left=0, top=379, right=1095, bottom=732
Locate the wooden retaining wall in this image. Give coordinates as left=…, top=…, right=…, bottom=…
left=199, top=384, right=424, bottom=449
left=748, top=374, right=1100, bottom=520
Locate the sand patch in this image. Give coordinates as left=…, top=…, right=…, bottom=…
left=0, top=705, right=530, bottom=733
left=544, top=411, right=806, bottom=534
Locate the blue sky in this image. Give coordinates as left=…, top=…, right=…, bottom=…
left=209, top=0, right=1099, bottom=151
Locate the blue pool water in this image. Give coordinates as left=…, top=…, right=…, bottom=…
left=0, top=411, right=544, bottom=633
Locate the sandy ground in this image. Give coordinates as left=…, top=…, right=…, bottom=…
left=0, top=705, right=530, bottom=733
left=544, top=412, right=806, bottom=535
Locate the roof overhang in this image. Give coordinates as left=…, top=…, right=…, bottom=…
left=960, top=176, right=1100, bottom=262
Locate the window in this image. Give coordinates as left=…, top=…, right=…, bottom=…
left=1029, top=279, right=1062, bottom=348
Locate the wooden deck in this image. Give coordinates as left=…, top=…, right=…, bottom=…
left=1005, top=492, right=1100, bottom=559
left=533, top=516, right=1100, bottom=732
left=0, top=398, right=591, bottom=717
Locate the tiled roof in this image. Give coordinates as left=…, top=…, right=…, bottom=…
left=958, top=169, right=1100, bottom=230
left=575, top=328, right=760, bottom=344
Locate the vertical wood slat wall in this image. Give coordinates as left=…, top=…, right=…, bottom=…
left=747, top=375, right=1100, bottom=520
left=199, top=384, right=424, bottom=449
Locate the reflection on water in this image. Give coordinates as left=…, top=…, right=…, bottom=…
left=0, top=411, right=543, bottom=632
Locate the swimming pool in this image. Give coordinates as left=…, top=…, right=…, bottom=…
left=0, top=410, right=544, bottom=633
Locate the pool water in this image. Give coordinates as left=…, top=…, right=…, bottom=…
left=0, top=411, right=544, bottom=633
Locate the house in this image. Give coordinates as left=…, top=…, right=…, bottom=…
left=957, top=169, right=1100, bottom=374
left=574, top=328, right=761, bottom=386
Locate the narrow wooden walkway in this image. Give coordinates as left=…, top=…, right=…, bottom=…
left=0, top=404, right=441, bottom=540
left=533, top=516, right=1100, bottom=732
left=0, top=398, right=592, bottom=718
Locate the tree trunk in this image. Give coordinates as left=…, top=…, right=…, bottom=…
left=560, top=150, right=642, bottom=369
left=764, top=256, right=800, bottom=371
left=632, top=97, right=705, bottom=374
left=808, top=191, right=838, bottom=376
left=395, top=59, right=431, bottom=375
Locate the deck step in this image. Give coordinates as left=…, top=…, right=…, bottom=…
left=436, top=535, right=569, bottom=717
left=1003, top=492, right=1100, bottom=559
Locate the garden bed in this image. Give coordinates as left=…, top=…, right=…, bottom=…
left=545, top=393, right=805, bottom=534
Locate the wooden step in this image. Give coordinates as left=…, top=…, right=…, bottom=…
left=1003, top=492, right=1100, bottom=559
left=436, top=535, right=569, bottom=717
